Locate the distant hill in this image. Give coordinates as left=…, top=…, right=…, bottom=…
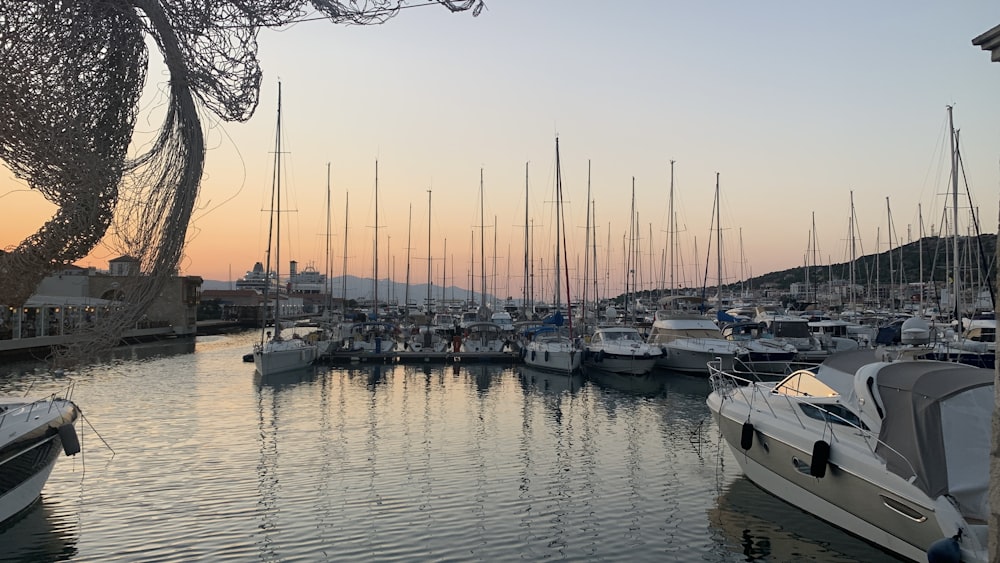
left=744, top=234, right=995, bottom=291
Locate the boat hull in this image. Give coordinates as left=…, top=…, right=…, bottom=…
left=0, top=398, right=79, bottom=526
left=709, top=397, right=958, bottom=563
left=656, top=346, right=734, bottom=374
left=523, top=343, right=581, bottom=373
left=584, top=351, right=658, bottom=375
left=254, top=345, right=317, bottom=375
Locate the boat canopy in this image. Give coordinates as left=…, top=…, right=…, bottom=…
left=870, top=360, right=993, bottom=521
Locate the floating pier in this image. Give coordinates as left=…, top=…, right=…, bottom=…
left=319, top=350, right=521, bottom=365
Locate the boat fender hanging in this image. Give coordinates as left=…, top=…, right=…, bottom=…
left=544, top=350, right=550, bottom=361
left=520, top=347, right=526, bottom=359
left=810, top=440, right=830, bottom=478
left=926, top=534, right=961, bottom=563
left=597, top=350, right=604, bottom=363
left=58, top=423, right=80, bottom=456
left=740, top=422, right=754, bottom=450
left=531, top=350, right=536, bottom=361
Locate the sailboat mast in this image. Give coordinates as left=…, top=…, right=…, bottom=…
left=849, top=191, right=857, bottom=312
left=427, top=189, right=432, bottom=311
left=373, top=160, right=379, bottom=320
left=523, top=162, right=529, bottom=316
left=554, top=139, right=562, bottom=310
left=948, top=105, right=960, bottom=320
left=886, top=197, right=895, bottom=314
left=274, top=83, right=283, bottom=330
left=480, top=168, right=486, bottom=311
left=342, top=192, right=349, bottom=316
left=325, top=163, right=332, bottom=314
left=583, top=160, right=591, bottom=333
left=668, top=160, right=675, bottom=296
left=715, top=173, right=722, bottom=309
left=404, top=203, right=412, bottom=318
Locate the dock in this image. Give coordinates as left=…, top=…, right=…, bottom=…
left=319, top=350, right=521, bottom=365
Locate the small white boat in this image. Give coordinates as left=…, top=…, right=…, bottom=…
left=584, top=325, right=661, bottom=375
left=460, top=321, right=506, bottom=353
left=646, top=311, right=740, bottom=374
left=253, top=335, right=317, bottom=375
left=0, top=391, right=80, bottom=525
left=707, top=323, right=991, bottom=562
left=522, top=326, right=581, bottom=373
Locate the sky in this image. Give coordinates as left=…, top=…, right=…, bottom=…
left=3, top=2, right=1000, bottom=301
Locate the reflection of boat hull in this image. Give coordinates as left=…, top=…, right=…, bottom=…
left=583, top=367, right=663, bottom=396
left=709, top=477, right=901, bottom=562
left=0, top=397, right=79, bottom=526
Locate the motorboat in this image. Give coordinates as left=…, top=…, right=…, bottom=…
left=925, top=312, right=996, bottom=369
left=706, top=319, right=991, bottom=562
left=754, top=309, right=830, bottom=363
left=1, top=391, right=80, bottom=525
left=721, top=320, right=799, bottom=376
left=522, top=325, right=581, bottom=374
left=584, top=325, right=661, bottom=375
left=646, top=311, right=740, bottom=374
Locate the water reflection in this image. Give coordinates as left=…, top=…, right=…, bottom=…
left=709, top=476, right=900, bottom=562
left=0, top=500, right=78, bottom=562
left=516, top=365, right=583, bottom=396
left=583, top=366, right=665, bottom=397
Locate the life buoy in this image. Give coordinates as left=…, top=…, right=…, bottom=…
left=740, top=422, right=754, bottom=450
left=810, top=440, right=830, bottom=478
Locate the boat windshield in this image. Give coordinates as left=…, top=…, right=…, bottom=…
left=772, top=321, right=811, bottom=338
left=773, top=370, right=839, bottom=398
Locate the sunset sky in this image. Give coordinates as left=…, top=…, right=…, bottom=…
left=3, top=2, right=1000, bottom=301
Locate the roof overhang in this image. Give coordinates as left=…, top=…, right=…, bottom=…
left=972, top=24, right=1000, bottom=62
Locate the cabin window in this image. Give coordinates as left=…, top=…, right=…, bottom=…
left=772, top=322, right=810, bottom=338
left=798, top=403, right=867, bottom=429
left=773, top=370, right=838, bottom=398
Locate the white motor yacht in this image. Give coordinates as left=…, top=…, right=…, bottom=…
left=707, top=322, right=991, bottom=562
left=1, top=391, right=80, bottom=525
left=646, top=311, right=740, bottom=374
left=522, top=325, right=581, bottom=374
left=584, top=325, right=661, bottom=375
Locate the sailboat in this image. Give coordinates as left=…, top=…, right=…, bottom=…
left=253, top=82, right=318, bottom=375
left=522, top=137, right=581, bottom=373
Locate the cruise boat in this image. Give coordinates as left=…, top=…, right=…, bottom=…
left=706, top=321, right=991, bottom=562
left=583, top=325, right=661, bottom=375
left=1, top=391, right=80, bottom=525
left=646, top=311, right=740, bottom=374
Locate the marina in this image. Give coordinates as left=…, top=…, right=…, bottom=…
left=0, top=331, right=904, bottom=562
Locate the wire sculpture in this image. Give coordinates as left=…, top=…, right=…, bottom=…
left=0, top=0, right=483, bottom=366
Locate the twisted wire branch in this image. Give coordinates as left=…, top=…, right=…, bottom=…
left=0, top=0, right=482, bottom=366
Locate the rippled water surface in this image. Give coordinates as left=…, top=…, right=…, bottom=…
left=0, top=332, right=901, bottom=562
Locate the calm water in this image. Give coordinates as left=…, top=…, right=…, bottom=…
left=0, top=331, right=901, bottom=562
